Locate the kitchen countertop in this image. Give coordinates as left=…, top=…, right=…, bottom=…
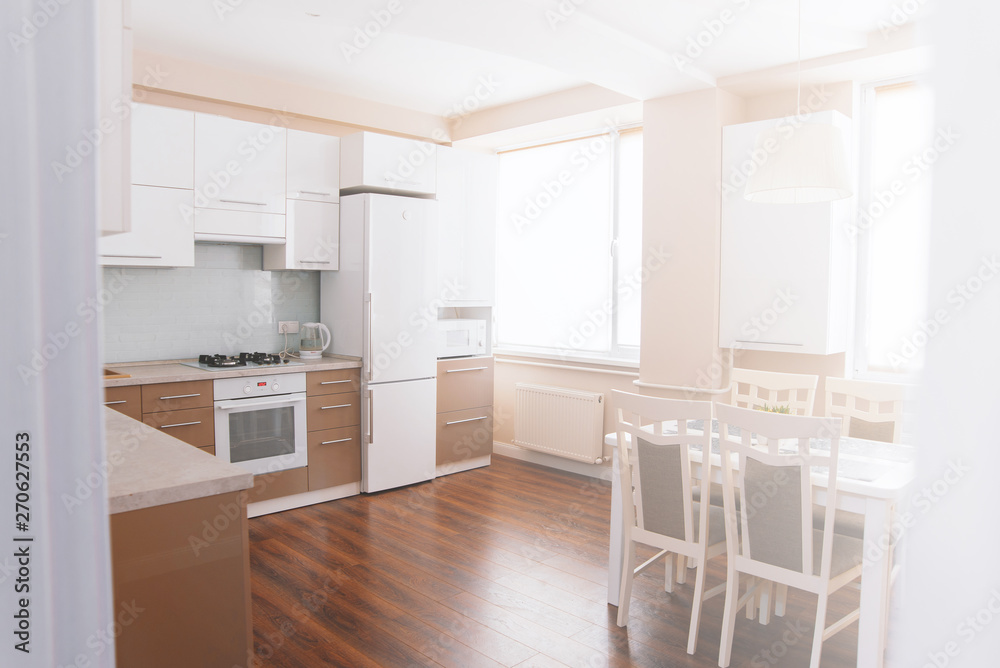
left=103, top=354, right=362, bottom=387
left=104, top=407, right=254, bottom=514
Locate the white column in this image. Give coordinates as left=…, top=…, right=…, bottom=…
left=0, top=0, right=115, bottom=666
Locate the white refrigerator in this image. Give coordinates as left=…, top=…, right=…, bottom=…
left=321, top=193, right=438, bottom=492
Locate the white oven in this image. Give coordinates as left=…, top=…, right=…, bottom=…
left=214, top=372, right=307, bottom=475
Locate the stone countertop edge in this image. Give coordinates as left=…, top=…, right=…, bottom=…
left=104, top=407, right=254, bottom=514
left=103, top=354, right=363, bottom=388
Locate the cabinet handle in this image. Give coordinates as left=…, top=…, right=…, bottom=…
left=320, top=437, right=352, bottom=445
left=219, top=199, right=267, bottom=206
left=298, top=190, right=332, bottom=197
left=320, top=403, right=352, bottom=410
left=104, top=400, right=128, bottom=406
left=733, top=340, right=804, bottom=346
left=320, top=379, right=351, bottom=385
left=384, top=176, right=421, bottom=186
left=159, top=393, right=201, bottom=400
left=101, top=254, right=163, bottom=259
left=445, top=416, right=489, bottom=426
left=299, top=260, right=332, bottom=264
left=160, top=421, right=201, bottom=429
left=445, top=366, right=488, bottom=373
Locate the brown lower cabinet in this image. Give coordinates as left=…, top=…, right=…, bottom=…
left=104, top=386, right=142, bottom=421
left=110, top=491, right=251, bottom=668
left=436, top=407, right=494, bottom=464
left=436, top=357, right=494, bottom=468
left=247, top=466, right=309, bottom=503
left=308, top=425, right=362, bottom=491
left=142, top=407, right=215, bottom=448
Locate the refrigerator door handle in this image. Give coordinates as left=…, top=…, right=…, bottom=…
left=367, top=389, right=374, bottom=444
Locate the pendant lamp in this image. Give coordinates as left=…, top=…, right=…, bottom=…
left=744, top=0, right=852, bottom=204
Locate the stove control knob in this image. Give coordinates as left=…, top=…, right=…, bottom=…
left=243, top=385, right=252, bottom=395
left=271, top=382, right=279, bottom=392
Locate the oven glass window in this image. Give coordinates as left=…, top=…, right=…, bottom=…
left=228, top=406, right=295, bottom=463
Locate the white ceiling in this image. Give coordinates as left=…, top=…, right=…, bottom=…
left=132, top=0, right=926, bottom=117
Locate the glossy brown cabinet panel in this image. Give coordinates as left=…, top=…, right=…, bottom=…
left=307, top=392, right=361, bottom=432
left=141, top=379, right=213, bottom=413
left=307, top=426, right=362, bottom=490
left=248, top=467, right=309, bottom=503
left=436, top=357, right=494, bottom=413
left=307, top=368, right=361, bottom=396
left=142, top=407, right=215, bottom=447
left=436, top=407, right=494, bottom=465
left=104, top=385, right=142, bottom=421
left=199, top=445, right=216, bottom=457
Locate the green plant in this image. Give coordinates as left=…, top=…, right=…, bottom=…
left=756, top=404, right=791, bottom=414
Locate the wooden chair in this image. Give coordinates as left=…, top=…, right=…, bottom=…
left=612, top=390, right=727, bottom=655
left=715, top=403, right=862, bottom=668
left=729, top=367, right=819, bottom=416
left=825, top=376, right=907, bottom=443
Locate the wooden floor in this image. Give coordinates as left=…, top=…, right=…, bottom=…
left=248, top=455, right=864, bottom=667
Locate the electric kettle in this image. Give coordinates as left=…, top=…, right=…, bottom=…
left=299, top=322, right=331, bottom=359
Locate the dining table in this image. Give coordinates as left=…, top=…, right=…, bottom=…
left=604, top=421, right=916, bottom=668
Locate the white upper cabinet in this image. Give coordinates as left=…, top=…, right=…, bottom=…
left=263, top=200, right=340, bottom=271
left=436, top=146, right=497, bottom=306
left=340, top=131, right=436, bottom=197
left=99, top=185, right=194, bottom=267
left=97, top=0, right=132, bottom=236
left=194, top=114, right=286, bottom=215
left=131, top=103, right=194, bottom=189
left=287, top=130, right=340, bottom=203
left=718, top=111, right=853, bottom=355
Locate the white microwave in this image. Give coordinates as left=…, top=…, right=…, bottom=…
left=437, top=319, right=487, bottom=358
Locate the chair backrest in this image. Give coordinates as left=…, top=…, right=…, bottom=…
left=715, top=403, right=842, bottom=583
left=612, top=390, right=713, bottom=547
left=824, top=377, right=907, bottom=443
left=728, top=368, right=819, bottom=416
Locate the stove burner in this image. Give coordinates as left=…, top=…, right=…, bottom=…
left=198, top=353, right=287, bottom=368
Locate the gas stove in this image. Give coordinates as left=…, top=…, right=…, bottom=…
left=180, top=352, right=304, bottom=372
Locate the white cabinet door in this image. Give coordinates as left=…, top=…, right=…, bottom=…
left=718, top=111, right=852, bottom=355
left=340, top=132, right=436, bottom=196
left=437, top=146, right=497, bottom=305
left=262, top=200, right=340, bottom=271
left=286, top=130, right=340, bottom=203
left=99, top=185, right=194, bottom=267
left=131, top=103, right=194, bottom=189
left=194, top=114, right=286, bottom=214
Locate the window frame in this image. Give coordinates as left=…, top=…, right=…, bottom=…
left=492, top=124, right=643, bottom=366
left=852, top=76, right=930, bottom=382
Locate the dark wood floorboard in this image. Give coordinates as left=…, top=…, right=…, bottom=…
left=249, top=455, right=865, bottom=667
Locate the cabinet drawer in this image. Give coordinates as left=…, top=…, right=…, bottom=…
left=104, top=386, right=142, bottom=421
left=307, top=393, right=361, bottom=431
left=307, top=426, right=361, bottom=491
left=141, top=380, right=213, bottom=413
left=437, top=357, right=494, bottom=413
left=142, top=407, right=215, bottom=447
left=436, top=407, right=493, bottom=466
left=248, top=467, right=308, bottom=504
left=307, top=368, right=361, bottom=396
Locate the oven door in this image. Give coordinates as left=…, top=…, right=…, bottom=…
left=215, top=393, right=307, bottom=475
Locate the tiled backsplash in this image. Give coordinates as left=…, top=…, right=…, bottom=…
left=101, top=244, right=320, bottom=363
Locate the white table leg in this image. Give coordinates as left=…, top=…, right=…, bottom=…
left=608, top=450, right=622, bottom=605
left=858, top=497, right=891, bottom=668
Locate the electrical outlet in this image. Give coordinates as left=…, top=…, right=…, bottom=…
left=278, top=321, right=299, bottom=334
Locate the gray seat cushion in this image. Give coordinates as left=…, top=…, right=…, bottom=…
left=812, top=529, right=863, bottom=577
left=813, top=506, right=865, bottom=539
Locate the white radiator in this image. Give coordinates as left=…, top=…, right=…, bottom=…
left=513, top=383, right=605, bottom=464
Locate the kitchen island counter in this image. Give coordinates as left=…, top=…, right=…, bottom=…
left=103, top=353, right=361, bottom=388
left=104, top=406, right=253, bottom=513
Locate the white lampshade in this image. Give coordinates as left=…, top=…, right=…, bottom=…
left=744, top=123, right=852, bottom=204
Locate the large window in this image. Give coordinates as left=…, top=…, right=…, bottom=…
left=495, top=128, right=643, bottom=362
left=854, top=81, right=935, bottom=376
